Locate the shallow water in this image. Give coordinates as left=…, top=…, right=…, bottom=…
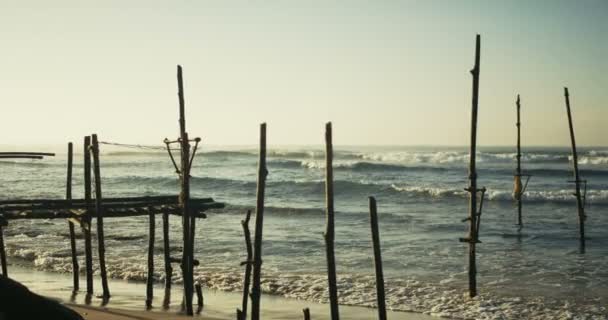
left=1, top=146, right=607, bottom=319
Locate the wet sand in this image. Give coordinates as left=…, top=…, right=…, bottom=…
left=9, top=265, right=436, bottom=320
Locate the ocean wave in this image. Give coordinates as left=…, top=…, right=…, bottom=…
left=390, top=185, right=608, bottom=205
left=4, top=245, right=603, bottom=319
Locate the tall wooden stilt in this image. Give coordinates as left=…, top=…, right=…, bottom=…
left=564, top=87, right=586, bottom=250
left=177, top=65, right=194, bottom=315
left=83, top=136, right=94, bottom=295
left=91, top=134, right=111, bottom=300
left=250, top=123, right=268, bottom=320
left=463, top=34, right=481, bottom=298
left=324, top=122, right=340, bottom=320
left=368, top=197, right=386, bottom=320
left=146, top=207, right=155, bottom=308
left=515, top=95, right=523, bottom=228
left=238, top=210, right=253, bottom=320
left=162, top=210, right=172, bottom=308
left=66, top=142, right=79, bottom=291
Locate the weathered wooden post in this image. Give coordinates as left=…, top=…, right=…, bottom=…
left=564, top=87, right=586, bottom=250
left=368, top=197, right=386, bottom=320
left=91, top=134, right=111, bottom=300
left=177, top=65, right=194, bottom=315
left=66, top=142, right=79, bottom=291
left=83, top=136, right=94, bottom=295
left=195, top=282, right=204, bottom=310
left=515, top=95, right=523, bottom=228
left=146, top=207, right=155, bottom=308
left=324, top=122, right=340, bottom=320
left=238, top=210, right=253, bottom=320
left=460, top=34, right=481, bottom=298
left=162, top=210, right=172, bottom=308
left=303, top=308, right=311, bottom=320
left=250, top=123, right=268, bottom=320
left=513, top=95, right=531, bottom=231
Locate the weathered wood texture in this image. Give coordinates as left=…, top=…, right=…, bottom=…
left=564, top=87, right=586, bottom=249
left=162, top=210, right=172, bottom=307
left=250, top=123, right=268, bottom=320
left=91, top=134, right=110, bottom=300
left=66, top=142, right=79, bottom=291
left=83, top=136, right=94, bottom=295
left=368, top=197, right=387, bottom=320
left=146, top=208, right=155, bottom=308
left=238, top=210, right=253, bottom=320
left=177, top=64, right=194, bottom=316
left=324, top=122, right=340, bottom=320
left=466, top=34, right=481, bottom=298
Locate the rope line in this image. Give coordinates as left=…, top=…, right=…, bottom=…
left=100, top=141, right=179, bottom=151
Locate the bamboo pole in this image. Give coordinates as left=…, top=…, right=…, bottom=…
left=368, top=197, right=386, bottom=320
left=466, top=34, right=481, bottom=298
left=83, top=136, right=94, bottom=295
left=250, top=123, right=268, bottom=320
left=177, top=65, right=194, bottom=315
left=324, top=122, right=340, bottom=320
left=66, top=142, right=79, bottom=291
left=238, top=210, right=253, bottom=320
left=564, top=87, right=586, bottom=249
left=146, top=207, right=155, bottom=308
left=91, top=134, right=110, bottom=300
left=162, top=210, right=172, bottom=308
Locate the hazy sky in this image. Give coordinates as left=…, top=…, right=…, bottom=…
left=0, top=1, right=606, bottom=147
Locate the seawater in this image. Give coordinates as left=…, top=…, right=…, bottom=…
left=1, top=146, right=607, bottom=319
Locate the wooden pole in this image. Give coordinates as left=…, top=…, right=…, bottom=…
left=250, top=123, right=268, bottom=320
left=66, top=142, right=79, bottom=291
left=0, top=225, right=7, bottom=277
left=162, top=210, right=172, bottom=308
left=83, top=136, right=94, bottom=295
left=91, top=134, right=111, bottom=300
left=177, top=65, right=194, bottom=315
left=515, top=95, right=523, bottom=228
left=303, top=308, right=311, bottom=320
left=324, top=122, right=340, bottom=320
left=368, top=197, right=387, bottom=320
left=239, top=210, right=253, bottom=320
left=466, top=34, right=481, bottom=298
left=146, top=207, right=155, bottom=308
left=564, top=87, right=586, bottom=249
left=195, top=282, right=204, bottom=308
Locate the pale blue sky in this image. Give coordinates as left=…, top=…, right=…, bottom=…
left=0, top=1, right=606, bottom=146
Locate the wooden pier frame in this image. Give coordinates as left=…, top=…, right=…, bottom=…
left=564, top=87, right=586, bottom=250
left=250, top=123, right=268, bottom=320
left=324, top=122, right=340, bottom=320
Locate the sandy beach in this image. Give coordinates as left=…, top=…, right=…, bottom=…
left=10, top=265, right=434, bottom=320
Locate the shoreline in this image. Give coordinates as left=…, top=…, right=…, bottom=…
left=8, top=264, right=435, bottom=320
